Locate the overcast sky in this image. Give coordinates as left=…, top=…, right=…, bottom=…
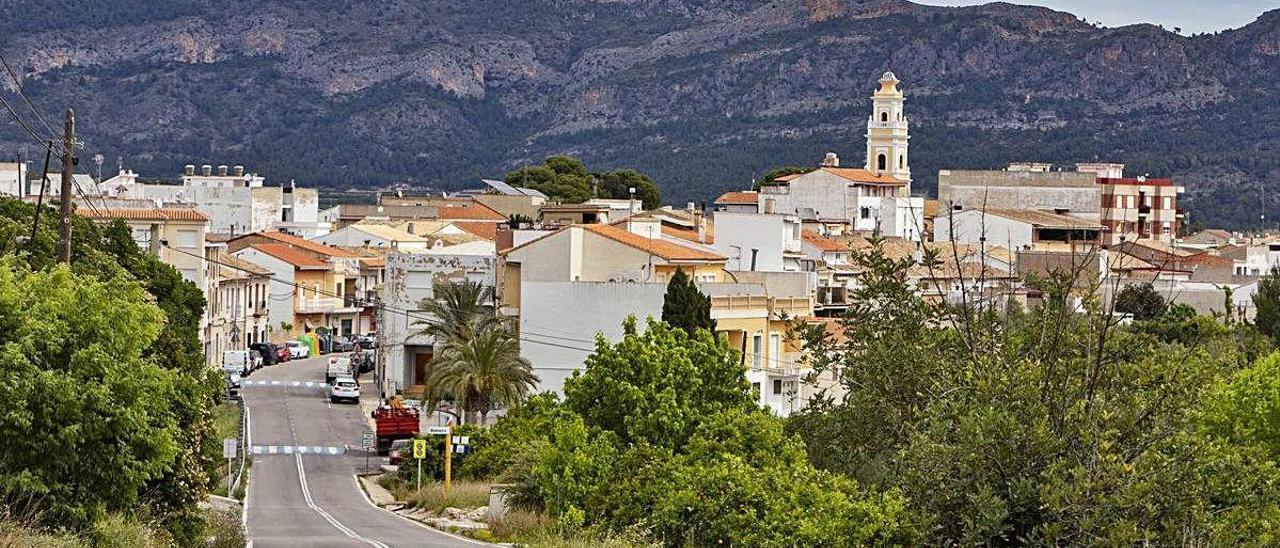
left=914, top=0, right=1275, bottom=35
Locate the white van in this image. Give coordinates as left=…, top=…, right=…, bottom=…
left=223, top=350, right=253, bottom=377
left=326, top=356, right=353, bottom=384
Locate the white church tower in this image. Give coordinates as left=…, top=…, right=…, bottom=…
left=865, top=70, right=911, bottom=190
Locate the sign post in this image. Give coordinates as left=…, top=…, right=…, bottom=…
left=222, top=438, right=237, bottom=495
left=412, top=438, right=427, bottom=491
left=444, top=426, right=452, bottom=494
left=361, top=431, right=375, bottom=474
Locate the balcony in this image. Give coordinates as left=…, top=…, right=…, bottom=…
left=296, top=296, right=361, bottom=314
left=251, top=300, right=267, bottom=317
left=816, top=286, right=850, bottom=309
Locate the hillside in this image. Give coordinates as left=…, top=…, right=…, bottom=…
left=0, top=0, right=1277, bottom=226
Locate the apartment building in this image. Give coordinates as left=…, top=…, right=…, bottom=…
left=229, top=231, right=364, bottom=339
left=78, top=206, right=210, bottom=289
left=204, top=250, right=272, bottom=366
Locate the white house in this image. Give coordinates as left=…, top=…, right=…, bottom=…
left=934, top=208, right=1103, bottom=251
left=313, top=223, right=430, bottom=252
left=712, top=211, right=805, bottom=272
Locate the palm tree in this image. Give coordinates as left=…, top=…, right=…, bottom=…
left=413, top=280, right=501, bottom=341
left=426, top=325, right=538, bottom=425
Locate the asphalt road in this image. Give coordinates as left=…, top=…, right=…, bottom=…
left=243, top=355, right=476, bottom=548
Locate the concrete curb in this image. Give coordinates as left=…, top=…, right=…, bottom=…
left=350, top=474, right=500, bottom=546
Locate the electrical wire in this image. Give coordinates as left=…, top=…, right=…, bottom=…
left=0, top=50, right=60, bottom=149
left=162, top=243, right=601, bottom=353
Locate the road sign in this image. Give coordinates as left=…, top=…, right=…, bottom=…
left=222, top=438, right=238, bottom=459
left=426, top=426, right=449, bottom=435
left=361, top=432, right=375, bottom=449
left=412, top=438, right=427, bottom=459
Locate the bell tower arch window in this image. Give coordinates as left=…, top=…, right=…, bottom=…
left=877, top=154, right=887, bottom=171
left=880, top=112, right=888, bottom=123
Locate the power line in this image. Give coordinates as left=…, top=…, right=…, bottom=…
left=161, top=243, right=601, bottom=353
left=0, top=50, right=59, bottom=147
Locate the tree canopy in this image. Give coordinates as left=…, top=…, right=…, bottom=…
left=1114, top=282, right=1167, bottom=320
left=661, top=269, right=715, bottom=336
left=504, top=155, right=661, bottom=208
left=0, top=198, right=218, bottom=543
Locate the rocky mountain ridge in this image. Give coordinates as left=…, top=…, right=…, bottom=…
left=0, top=0, right=1276, bottom=226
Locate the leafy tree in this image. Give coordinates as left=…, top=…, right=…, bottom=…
left=1198, top=352, right=1280, bottom=459
left=426, top=325, right=538, bottom=425
left=596, top=169, right=660, bottom=210
left=786, top=240, right=1280, bottom=544
left=0, top=199, right=217, bottom=542
left=752, top=166, right=811, bottom=190
left=1114, top=282, right=1166, bottom=320
left=505, top=156, right=594, bottom=204
left=660, top=269, right=715, bottom=336
left=0, top=260, right=182, bottom=529
left=1254, top=266, right=1280, bottom=346
left=564, top=318, right=749, bottom=447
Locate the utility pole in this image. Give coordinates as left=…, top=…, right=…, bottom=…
left=57, top=109, right=75, bottom=264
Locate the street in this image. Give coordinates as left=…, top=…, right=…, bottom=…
left=243, top=355, right=476, bottom=547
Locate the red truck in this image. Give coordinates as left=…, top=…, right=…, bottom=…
left=372, top=405, right=420, bottom=455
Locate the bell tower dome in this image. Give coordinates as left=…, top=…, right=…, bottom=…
left=865, top=70, right=911, bottom=189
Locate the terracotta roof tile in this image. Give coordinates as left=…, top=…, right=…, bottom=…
left=80, top=207, right=209, bottom=222
left=246, top=230, right=356, bottom=257
left=453, top=221, right=501, bottom=241
left=436, top=203, right=506, bottom=221
left=802, top=229, right=847, bottom=253
left=714, top=191, right=759, bottom=205
left=245, top=243, right=330, bottom=269
left=661, top=224, right=714, bottom=244
left=583, top=224, right=726, bottom=262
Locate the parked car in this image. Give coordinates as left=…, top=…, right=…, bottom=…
left=330, top=376, right=359, bottom=403
left=276, top=345, right=291, bottom=362
left=387, top=439, right=412, bottom=465
left=284, top=340, right=309, bottom=359
left=222, top=350, right=253, bottom=377
left=333, top=336, right=354, bottom=353
left=250, top=342, right=279, bottom=366
left=356, top=334, right=377, bottom=348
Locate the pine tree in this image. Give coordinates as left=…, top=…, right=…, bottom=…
left=661, top=269, right=716, bottom=335
left=1254, top=267, right=1280, bottom=345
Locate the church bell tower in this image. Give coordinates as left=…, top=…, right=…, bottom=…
left=865, top=71, right=911, bottom=189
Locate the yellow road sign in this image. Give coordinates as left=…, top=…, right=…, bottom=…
left=412, top=438, right=427, bottom=459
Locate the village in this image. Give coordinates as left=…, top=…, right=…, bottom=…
left=0, top=70, right=1263, bottom=420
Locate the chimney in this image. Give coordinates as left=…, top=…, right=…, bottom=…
left=233, top=165, right=244, bottom=176
left=184, top=164, right=195, bottom=176
left=822, top=152, right=840, bottom=167
left=218, top=164, right=228, bottom=176
left=201, top=164, right=212, bottom=176
left=764, top=198, right=775, bottom=214
left=686, top=202, right=695, bottom=211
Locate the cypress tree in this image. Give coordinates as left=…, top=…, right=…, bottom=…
left=662, top=269, right=716, bottom=335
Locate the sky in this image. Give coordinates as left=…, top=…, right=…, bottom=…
left=914, top=0, right=1276, bottom=35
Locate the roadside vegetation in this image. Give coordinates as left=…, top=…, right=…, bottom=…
left=0, top=198, right=236, bottom=544
left=405, top=243, right=1280, bottom=545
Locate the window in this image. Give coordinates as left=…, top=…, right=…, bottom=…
left=751, top=382, right=761, bottom=399
left=772, top=379, right=783, bottom=395
left=880, top=111, right=888, bottom=122
left=752, top=334, right=762, bottom=369
left=877, top=154, right=887, bottom=171
left=898, top=154, right=904, bottom=169
left=860, top=207, right=871, bottom=220
left=176, top=229, right=199, bottom=249
left=769, top=333, right=780, bottom=364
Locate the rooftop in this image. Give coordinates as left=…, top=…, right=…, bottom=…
left=976, top=209, right=1102, bottom=230
left=349, top=223, right=429, bottom=243
left=436, top=203, right=506, bottom=221
left=714, top=191, right=759, bottom=205
left=245, top=243, right=330, bottom=269
left=79, top=207, right=210, bottom=222
left=234, top=230, right=355, bottom=257
left=801, top=229, right=848, bottom=253
left=583, top=224, right=726, bottom=262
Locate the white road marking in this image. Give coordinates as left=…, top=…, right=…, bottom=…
left=243, top=405, right=253, bottom=548
left=350, top=475, right=491, bottom=546
left=295, top=453, right=389, bottom=548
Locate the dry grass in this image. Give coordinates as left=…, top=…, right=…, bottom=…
left=401, top=481, right=491, bottom=514
left=0, top=517, right=82, bottom=548
left=486, top=510, right=656, bottom=547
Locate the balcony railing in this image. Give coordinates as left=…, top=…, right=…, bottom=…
left=296, top=296, right=348, bottom=314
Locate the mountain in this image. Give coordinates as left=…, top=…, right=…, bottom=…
left=0, top=0, right=1277, bottom=227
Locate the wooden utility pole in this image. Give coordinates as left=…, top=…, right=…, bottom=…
left=57, top=109, right=75, bottom=264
